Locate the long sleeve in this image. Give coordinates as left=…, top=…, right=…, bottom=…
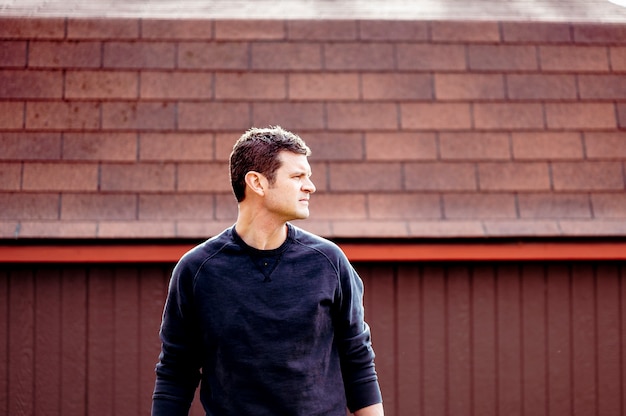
left=152, top=258, right=203, bottom=416
left=335, top=260, right=383, bottom=413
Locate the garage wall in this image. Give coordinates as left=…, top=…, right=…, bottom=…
left=1, top=261, right=624, bottom=416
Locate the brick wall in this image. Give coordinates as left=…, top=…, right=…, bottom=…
left=0, top=18, right=625, bottom=239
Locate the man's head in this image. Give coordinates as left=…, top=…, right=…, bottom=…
left=230, top=126, right=311, bottom=202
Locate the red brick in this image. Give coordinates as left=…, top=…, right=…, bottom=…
left=443, top=193, right=517, bottom=219
left=66, top=71, right=138, bottom=99
left=552, top=161, right=624, bottom=190
left=368, top=193, right=441, bottom=219
left=177, top=220, right=239, bottom=238
left=251, top=43, right=322, bottom=70
left=63, top=132, right=137, bottom=161
left=610, top=47, right=626, bottom=71
left=440, top=132, right=510, bottom=160
left=0, top=102, right=24, bottom=129
left=289, top=73, right=359, bottom=100
left=333, top=220, right=411, bottom=237
left=518, top=193, right=591, bottom=219
left=409, top=220, right=486, bottom=237
left=179, top=102, right=251, bottom=131
left=0, top=194, right=59, bottom=219
left=0, top=70, right=63, bottom=99
left=539, top=46, right=609, bottom=72
left=102, top=102, right=175, bottom=130
left=304, top=132, right=364, bottom=161
left=215, top=193, right=238, bottom=220
left=359, top=21, right=428, bottom=41
left=0, top=132, right=61, bottom=160
left=98, top=221, right=174, bottom=238
left=365, top=132, right=437, bottom=161
left=140, top=71, right=212, bottom=99
left=177, top=162, right=231, bottom=192
left=573, top=24, right=626, bottom=45
left=469, top=45, right=538, bottom=71
left=305, top=193, right=367, bottom=220
left=478, top=162, right=550, bottom=191
left=397, top=44, right=466, bottom=71
left=215, top=20, right=285, bottom=40
left=29, top=41, right=101, bottom=68
left=329, top=162, right=402, bottom=191
left=507, top=74, right=577, bottom=100
left=559, top=220, right=626, bottom=236
left=215, top=132, right=239, bottom=161
left=328, top=102, right=397, bottom=130
left=512, top=132, right=583, bottom=160
left=545, top=103, right=616, bottom=130
left=362, top=73, right=432, bottom=100
left=141, top=19, right=213, bottom=40
left=139, top=133, right=214, bottom=161
left=501, top=22, right=571, bottom=43
left=435, top=74, right=504, bottom=100
left=67, top=18, right=139, bottom=39
left=585, top=132, right=626, bottom=159
left=19, top=221, right=98, bottom=238
left=0, top=163, right=21, bottom=190
left=215, top=73, right=286, bottom=100
left=309, top=162, right=327, bottom=193
left=103, top=42, right=175, bottom=69
left=61, top=193, right=136, bottom=220
left=0, top=17, right=65, bottom=39
left=474, top=103, right=544, bottom=130
left=287, top=20, right=357, bottom=40
left=100, top=163, right=175, bottom=192
left=401, top=103, right=471, bottom=130
left=22, top=162, right=98, bottom=191
left=483, top=220, right=561, bottom=236
left=26, top=102, right=100, bottom=130
left=139, top=194, right=215, bottom=220
left=619, top=104, right=626, bottom=129
left=0, top=41, right=27, bottom=67
left=324, top=43, right=395, bottom=70
left=178, top=42, right=249, bottom=69
left=591, top=193, right=626, bottom=218
left=431, top=21, right=500, bottom=42
left=578, top=75, right=626, bottom=99
left=404, top=162, right=476, bottom=191
left=253, top=102, right=326, bottom=130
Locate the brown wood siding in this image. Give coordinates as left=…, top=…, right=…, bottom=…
left=1, top=261, right=624, bottom=416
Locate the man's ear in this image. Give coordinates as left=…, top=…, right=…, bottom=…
left=244, top=171, right=266, bottom=197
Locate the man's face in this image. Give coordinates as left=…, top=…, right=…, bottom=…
left=264, top=151, right=316, bottom=222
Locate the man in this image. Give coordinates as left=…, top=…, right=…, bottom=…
left=152, top=126, right=384, bottom=416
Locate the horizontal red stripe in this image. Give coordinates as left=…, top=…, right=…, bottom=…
left=1, top=242, right=625, bottom=263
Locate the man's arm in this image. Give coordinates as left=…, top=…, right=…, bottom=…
left=353, top=402, right=384, bottom=416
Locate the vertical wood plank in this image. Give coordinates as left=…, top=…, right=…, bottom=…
left=114, top=267, right=140, bottom=416
left=61, top=267, right=87, bottom=416
left=546, top=264, right=572, bottom=416
left=422, top=266, right=446, bottom=416
left=521, top=264, right=547, bottom=416
left=8, top=269, right=35, bottom=416
left=472, top=266, right=497, bottom=416
left=596, top=264, right=621, bottom=416
left=446, top=266, right=471, bottom=416
left=571, top=263, right=597, bottom=416
left=35, top=268, right=62, bottom=416
left=139, top=266, right=170, bottom=414
left=361, top=265, right=396, bottom=416
left=88, top=267, right=115, bottom=416
left=497, top=264, right=522, bottom=416
left=0, top=269, right=8, bottom=416
left=396, top=265, right=422, bottom=416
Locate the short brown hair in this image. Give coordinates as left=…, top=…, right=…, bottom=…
left=229, top=126, right=311, bottom=202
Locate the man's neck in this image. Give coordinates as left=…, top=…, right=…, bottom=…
left=235, top=218, right=288, bottom=251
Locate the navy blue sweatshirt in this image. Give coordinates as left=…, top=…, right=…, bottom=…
left=152, top=223, right=382, bottom=416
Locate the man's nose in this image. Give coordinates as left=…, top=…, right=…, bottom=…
left=304, top=177, right=316, bottom=193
